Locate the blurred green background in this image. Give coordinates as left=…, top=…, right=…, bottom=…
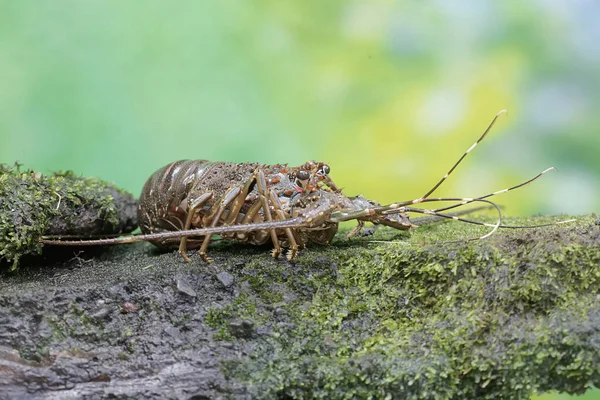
left=1, top=1, right=599, bottom=217
left=0, top=1, right=598, bottom=398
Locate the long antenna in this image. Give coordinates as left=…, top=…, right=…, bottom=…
left=39, top=218, right=305, bottom=246
left=432, top=167, right=555, bottom=213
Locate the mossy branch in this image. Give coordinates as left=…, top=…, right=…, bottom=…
left=0, top=163, right=137, bottom=269
left=0, top=212, right=598, bottom=399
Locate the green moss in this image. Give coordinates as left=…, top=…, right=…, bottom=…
left=217, top=215, right=600, bottom=399
left=205, top=304, right=234, bottom=328
left=0, top=163, right=136, bottom=270
left=205, top=292, right=265, bottom=341
left=242, top=259, right=288, bottom=303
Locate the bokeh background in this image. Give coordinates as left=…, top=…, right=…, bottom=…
left=2, top=1, right=599, bottom=218
left=1, top=1, right=599, bottom=398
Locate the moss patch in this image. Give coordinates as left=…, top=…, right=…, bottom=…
left=218, top=215, right=600, bottom=399
left=1, top=213, right=598, bottom=398
left=0, top=163, right=137, bottom=270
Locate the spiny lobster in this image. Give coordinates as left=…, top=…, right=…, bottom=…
left=41, top=111, right=571, bottom=262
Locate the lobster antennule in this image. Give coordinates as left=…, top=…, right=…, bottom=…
left=432, top=167, right=555, bottom=214
left=384, top=198, right=504, bottom=239
left=371, top=199, right=575, bottom=244
left=380, top=198, right=575, bottom=232
left=410, top=205, right=496, bottom=226
left=349, top=163, right=572, bottom=239
left=414, top=109, right=507, bottom=204
left=368, top=165, right=555, bottom=218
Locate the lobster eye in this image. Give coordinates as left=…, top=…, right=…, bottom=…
left=297, top=170, right=310, bottom=180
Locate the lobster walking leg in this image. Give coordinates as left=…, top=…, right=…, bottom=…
left=255, top=170, right=283, bottom=258
left=346, top=220, right=366, bottom=239
left=223, top=169, right=261, bottom=225
left=198, top=186, right=243, bottom=262
left=178, top=192, right=213, bottom=262
left=269, top=188, right=304, bottom=260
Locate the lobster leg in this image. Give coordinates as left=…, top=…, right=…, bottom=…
left=198, top=186, right=242, bottom=262
left=240, top=200, right=264, bottom=225
left=223, top=168, right=260, bottom=225
left=255, top=170, right=283, bottom=258
left=346, top=220, right=366, bottom=239
left=269, top=189, right=304, bottom=260
left=178, top=192, right=213, bottom=262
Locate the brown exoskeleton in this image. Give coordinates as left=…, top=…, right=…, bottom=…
left=40, top=111, right=572, bottom=262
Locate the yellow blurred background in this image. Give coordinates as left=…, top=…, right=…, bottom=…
left=1, top=2, right=599, bottom=397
